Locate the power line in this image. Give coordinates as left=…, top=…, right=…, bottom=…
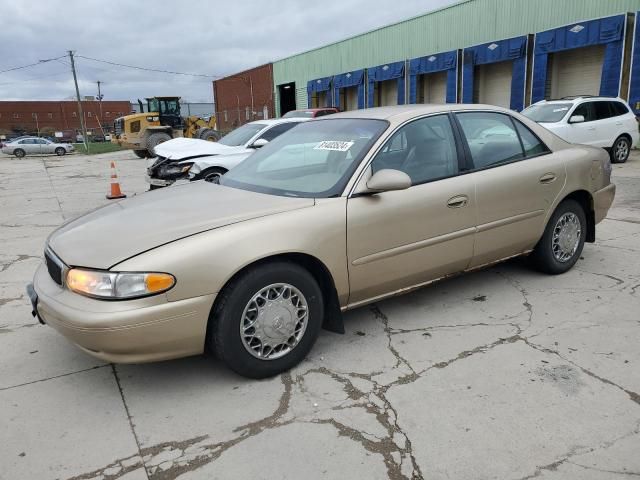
left=0, top=55, right=66, bottom=75
left=75, top=54, right=219, bottom=78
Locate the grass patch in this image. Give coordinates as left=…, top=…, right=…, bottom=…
left=73, top=142, right=123, bottom=155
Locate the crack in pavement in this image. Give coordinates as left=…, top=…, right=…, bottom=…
left=0, top=364, right=109, bottom=391
left=567, top=460, right=640, bottom=477
left=0, top=254, right=40, bottom=274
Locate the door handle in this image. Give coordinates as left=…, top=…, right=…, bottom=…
left=539, top=173, right=557, bottom=184
left=447, top=195, right=468, bottom=208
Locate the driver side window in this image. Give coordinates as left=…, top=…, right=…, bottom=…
left=371, top=114, right=458, bottom=185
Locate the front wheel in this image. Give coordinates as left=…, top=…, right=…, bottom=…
left=14, top=149, right=26, bottom=158
left=611, top=136, right=630, bottom=164
left=197, top=167, right=226, bottom=184
left=210, top=261, right=324, bottom=378
left=530, top=199, right=586, bottom=275
left=55, top=147, right=66, bottom=156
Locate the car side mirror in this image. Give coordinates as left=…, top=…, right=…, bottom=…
left=569, top=115, right=585, bottom=124
left=366, top=169, right=412, bottom=193
left=251, top=138, right=269, bottom=148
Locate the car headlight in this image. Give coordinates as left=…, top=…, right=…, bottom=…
left=66, top=268, right=175, bottom=299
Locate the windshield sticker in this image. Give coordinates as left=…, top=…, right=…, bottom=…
left=314, top=140, right=354, bottom=152
left=553, top=107, right=569, bottom=112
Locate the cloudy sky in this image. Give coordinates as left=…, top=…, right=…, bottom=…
left=0, top=0, right=457, bottom=103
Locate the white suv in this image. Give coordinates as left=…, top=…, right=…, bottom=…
left=522, top=96, right=638, bottom=163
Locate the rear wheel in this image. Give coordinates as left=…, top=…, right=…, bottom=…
left=210, top=261, right=323, bottom=378
left=610, top=136, right=630, bottom=164
left=145, top=132, right=172, bottom=156
left=55, top=147, right=66, bottom=156
left=530, top=199, right=586, bottom=275
left=14, top=149, right=25, bottom=158
left=133, top=149, right=150, bottom=159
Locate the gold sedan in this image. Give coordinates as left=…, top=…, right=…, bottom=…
left=27, top=105, right=615, bottom=378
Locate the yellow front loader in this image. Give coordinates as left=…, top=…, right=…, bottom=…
left=112, top=96, right=219, bottom=158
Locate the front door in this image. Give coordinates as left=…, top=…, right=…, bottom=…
left=346, top=114, right=476, bottom=306
left=454, top=111, right=566, bottom=267
left=566, top=101, right=597, bottom=146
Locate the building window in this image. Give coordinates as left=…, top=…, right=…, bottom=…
left=72, top=112, right=77, bottom=117
left=87, top=111, right=92, bottom=117
left=106, top=112, right=110, bottom=117
left=32, top=113, right=37, bottom=119
left=223, top=110, right=228, bottom=122
left=245, top=106, right=250, bottom=120
left=48, top=113, right=53, bottom=119
left=13, top=113, right=19, bottom=119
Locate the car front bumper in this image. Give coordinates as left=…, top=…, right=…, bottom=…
left=594, top=183, right=616, bottom=224
left=30, top=263, right=216, bottom=363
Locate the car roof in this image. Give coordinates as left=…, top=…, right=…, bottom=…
left=247, top=117, right=312, bottom=126
left=535, top=96, right=625, bottom=104
left=327, top=104, right=516, bottom=122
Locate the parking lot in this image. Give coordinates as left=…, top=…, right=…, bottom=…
left=1, top=149, right=639, bottom=479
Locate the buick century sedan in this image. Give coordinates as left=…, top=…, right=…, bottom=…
left=28, top=105, right=615, bottom=378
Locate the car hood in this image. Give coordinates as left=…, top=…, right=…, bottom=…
left=48, top=182, right=315, bottom=269
left=154, top=137, right=243, bottom=159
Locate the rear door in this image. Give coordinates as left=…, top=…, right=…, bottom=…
left=454, top=111, right=566, bottom=267
left=346, top=114, right=476, bottom=305
left=590, top=101, right=617, bottom=148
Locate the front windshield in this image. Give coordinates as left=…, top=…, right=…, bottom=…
left=522, top=103, right=572, bottom=123
left=147, top=98, right=159, bottom=113
left=283, top=110, right=314, bottom=118
left=218, top=123, right=266, bottom=147
left=220, top=118, right=388, bottom=198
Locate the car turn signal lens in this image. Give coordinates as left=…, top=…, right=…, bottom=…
left=66, top=269, right=175, bottom=299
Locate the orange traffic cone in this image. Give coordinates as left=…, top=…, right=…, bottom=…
left=106, top=160, right=127, bottom=199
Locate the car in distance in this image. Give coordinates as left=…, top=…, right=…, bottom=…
left=146, top=117, right=310, bottom=188
left=1, top=137, right=75, bottom=157
left=282, top=108, right=339, bottom=118
left=522, top=96, right=638, bottom=163
left=28, top=104, right=615, bottom=379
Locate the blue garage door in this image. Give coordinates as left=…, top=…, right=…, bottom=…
left=367, top=61, right=405, bottom=107
left=333, top=69, right=366, bottom=110
left=532, top=14, right=626, bottom=104
left=307, top=76, right=333, bottom=108
left=408, top=50, right=458, bottom=104
left=462, top=35, right=528, bottom=111
left=628, top=12, right=640, bottom=114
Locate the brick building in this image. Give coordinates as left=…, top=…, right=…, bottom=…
left=212, top=64, right=274, bottom=131
left=0, top=100, right=132, bottom=136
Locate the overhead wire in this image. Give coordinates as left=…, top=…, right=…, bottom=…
left=74, top=54, right=219, bottom=78
left=0, top=55, right=67, bottom=75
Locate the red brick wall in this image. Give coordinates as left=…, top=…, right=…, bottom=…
left=0, top=100, right=132, bottom=135
left=213, top=64, right=274, bottom=131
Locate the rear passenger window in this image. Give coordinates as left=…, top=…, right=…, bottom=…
left=259, top=122, right=298, bottom=142
left=513, top=119, right=550, bottom=157
left=593, top=101, right=612, bottom=120
left=456, top=112, right=524, bottom=169
left=610, top=101, right=629, bottom=117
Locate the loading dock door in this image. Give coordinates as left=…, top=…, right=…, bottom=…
left=378, top=79, right=398, bottom=106
left=278, top=82, right=296, bottom=116
left=419, top=71, right=447, bottom=103
left=340, top=86, right=359, bottom=111
left=548, top=44, right=605, bottom=98
left=474, top=60, right=513, bottom=108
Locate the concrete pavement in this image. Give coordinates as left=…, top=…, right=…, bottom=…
left=1, top=149, right=639, bottom=479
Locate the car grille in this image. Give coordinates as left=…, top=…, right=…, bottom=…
left=44, top=248, right=66, bottom=286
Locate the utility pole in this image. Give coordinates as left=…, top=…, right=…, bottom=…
left=68, top=50, right=88, bottom=152
left=96, top=80, right=103, bottom=121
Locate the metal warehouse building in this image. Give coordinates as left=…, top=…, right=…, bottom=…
left=269, top=0, right=640, bottom=116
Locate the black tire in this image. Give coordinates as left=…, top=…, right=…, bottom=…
left=530, top=199, right=587, bottom=275
left=149, top=184, right=163, bottom=190
left=610, top=136, right=630, bottom=164
left=14, top=148, right=26, bottom=158
left=197, top=167, right=227, bottom=184
left=134, top=149, right=150, bottom=159
left=199, top=128, right=221, bottom=142
left=145, top=132, right=172, bottom=156
left=210, top=261, right=324, bottom=378
left=55, top=147, right=66, bottom=156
